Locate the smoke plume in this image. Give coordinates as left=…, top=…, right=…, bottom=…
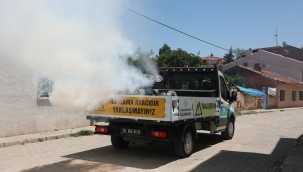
left=0, top=0, right=154, bottom=110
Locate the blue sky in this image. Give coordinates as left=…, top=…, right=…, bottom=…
left=117, top=0, right=303, bottom=57
left=3, top=0, right=301, bottom=58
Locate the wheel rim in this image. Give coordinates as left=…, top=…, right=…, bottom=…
left=184, top=132, right=193, bottom=155
left=228, top=122, right=234, bottom=137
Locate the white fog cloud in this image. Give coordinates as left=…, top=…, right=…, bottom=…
left=0, top=0, right=154, bottom=110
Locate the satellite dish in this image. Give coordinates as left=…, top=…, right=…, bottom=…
left=282, top=41, right=287, bottom=47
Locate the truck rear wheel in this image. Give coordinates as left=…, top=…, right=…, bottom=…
left=221, top=120, right=235, bottom=140
left=111, top=135, right=130, bottom=149
left=174, top=128, right=194, bottom=158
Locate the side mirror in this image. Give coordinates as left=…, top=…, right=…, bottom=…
left=230, top=91, right=237, bottom=103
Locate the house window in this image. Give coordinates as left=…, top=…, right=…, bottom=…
left=280, top=90, right=285, bottom=101
left=299, top=91, right=303, bottom=101
left=37, top=78, right=54, bottom=98
left=292, top=91, right=296, bottom=101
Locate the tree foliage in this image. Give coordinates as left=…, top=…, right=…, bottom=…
left=223, top=47, right=246, bottom=64
left=223, top=47, right=234, bottom=64
left=158, top=43, right=172, bottom=56
left=156, top=44, right=202, bottom=67
left=224, top=73, right=245, bottom=86
left=127, top=48, right=157, bottom=74
left=233, top=48, right=246, bottom=60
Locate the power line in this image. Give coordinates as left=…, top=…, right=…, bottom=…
left=115, top=2, right=229, bottom=52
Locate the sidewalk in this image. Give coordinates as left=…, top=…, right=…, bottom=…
left=0, top=126, right=95, bottom=148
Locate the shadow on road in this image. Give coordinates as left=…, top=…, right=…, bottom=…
left=190, top=137, right=297, bottom=172
left=194, top=132, right=224, bottom=151
left=23, top=133, right=223, bottom=171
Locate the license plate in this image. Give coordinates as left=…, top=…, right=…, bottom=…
left=120, top=128, right=142, bottom=135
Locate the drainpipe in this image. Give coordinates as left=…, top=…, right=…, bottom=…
left=262, top=87, right=267, bottom=109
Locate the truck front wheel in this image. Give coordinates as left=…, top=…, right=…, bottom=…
left=174, top=128, right=195, bottom=158
left=221, top=120, right=235, bottom=140
left=111, top=135, right=130, bottom=149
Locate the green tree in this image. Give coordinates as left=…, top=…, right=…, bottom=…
left=156, top=44, right=202, bottom=67
left=224, top=73, right=245, bottom=86
left=223, top=47, right=234, bottom=64
left=233, top=48, right=246, bottom=60
left=159, top=43, right=172, bottom=56
left=217, top=64, right=223, bottom=71
left=127, top=48, right=157, bottom=75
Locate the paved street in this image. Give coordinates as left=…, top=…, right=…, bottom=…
left=0, top=109, right=302, bottom=172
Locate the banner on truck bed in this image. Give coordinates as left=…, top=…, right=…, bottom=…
left=92, top=97, right=165, bottom=118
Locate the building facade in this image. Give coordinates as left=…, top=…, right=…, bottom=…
left=223, top=49, right=303, bottom=82
left=225, top=65, right=303, bottom=108
left=201, top=54, right=223, bottom=65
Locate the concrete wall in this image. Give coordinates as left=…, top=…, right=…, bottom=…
left=267, top=96, right=278, bottom=109
left=277, top=84, right=303, bottom=108
left=234, top=92, right=263, bottom=110
left=223, top=50, right=303, bottom=81
left=0, top=57, right=89, bottom=137
left=234, top=92, right=245, bottom=111
left=235, top=90, right=279, bottom=110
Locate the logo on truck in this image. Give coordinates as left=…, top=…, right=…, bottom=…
left=178, top=98, right=217, bottom=118
left=192, top=101, right=216, bottom=117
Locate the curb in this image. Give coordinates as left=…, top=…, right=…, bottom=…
left=0, top=128, right=95, bottom=149
left=0, top=133, right=72, bottom=148
left=237, top=107, right=303, bottom=116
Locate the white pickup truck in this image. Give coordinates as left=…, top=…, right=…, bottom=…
left=87, top=66, right=237, bottom=157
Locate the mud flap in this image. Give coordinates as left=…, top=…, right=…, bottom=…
left=210, top=121, right=216, bottom=134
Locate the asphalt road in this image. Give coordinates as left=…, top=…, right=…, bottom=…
left=0, top=109, right=302, bottom=172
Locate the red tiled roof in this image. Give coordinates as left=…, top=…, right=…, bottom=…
left=238, top=65, right=303, bottom=85
left=209, top=57, right=222, bottom=61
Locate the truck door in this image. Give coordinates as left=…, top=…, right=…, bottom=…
left=219, top=76, right=230, bottom=126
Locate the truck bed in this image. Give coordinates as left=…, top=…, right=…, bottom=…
left=88, top=95, right=219, bottom=122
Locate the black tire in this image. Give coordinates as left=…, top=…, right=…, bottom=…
left=221, top=120, right=235, bottom=140
left=111, top=135, right=130, bottom=149
left=174, top=128, right=195, bottom=158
